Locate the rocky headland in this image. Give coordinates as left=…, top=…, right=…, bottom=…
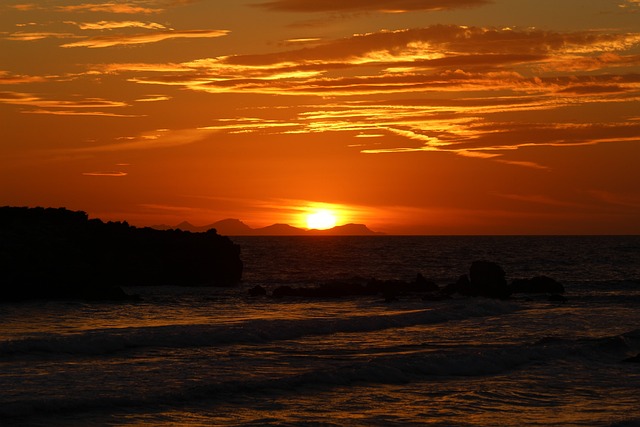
left=0, top=207, right=243, bottom=302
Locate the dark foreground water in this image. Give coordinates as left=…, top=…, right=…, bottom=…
left=1, top=236, right=640, bottom=426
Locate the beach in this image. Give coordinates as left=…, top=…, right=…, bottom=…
left=1, top=236, right=639, bottom=426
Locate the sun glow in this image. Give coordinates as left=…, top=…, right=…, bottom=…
left=306, top=209, right=338, bottom=230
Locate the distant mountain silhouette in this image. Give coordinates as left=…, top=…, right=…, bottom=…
left=174, top=221, right=202, bottom=232
left=153, top=219, right=384, bottom=236
left=211, top=219, right=254, bottom=235
left=254, top=223, right=304, bottom=235
left=308, top=223, right=381, bottom=236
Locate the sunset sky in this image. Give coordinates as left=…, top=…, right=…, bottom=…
left=1, top=0, right=639, bottom=234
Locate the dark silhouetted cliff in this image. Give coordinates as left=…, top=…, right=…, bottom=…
left=0, top=207, right=243, bottom=302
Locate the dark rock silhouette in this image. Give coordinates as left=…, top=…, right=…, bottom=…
left=443, top=262, right=512, bottom=299
left=469, top=260, right=511, bottom=299
left=623, top=353, right=640, bottom=363
left=248, top=285, right=267, bottom=296
left=511, top=276, right=565, bottom=294
left=414, top=273, right=439, bottom=292
left=271, top=274, right=441, bottom=300
left=0, top=206, right=243, bottom=302
left=264, top=260, right=563, bottom=302
left=443, top=274, right=472, bottom=296
left=547, top=293, right=567, bottom=303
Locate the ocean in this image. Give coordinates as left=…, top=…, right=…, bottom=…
left=1, top=236, right=640, bottom=426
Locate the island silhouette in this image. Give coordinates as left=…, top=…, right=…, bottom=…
left=153, top=218, right=385, bottom=236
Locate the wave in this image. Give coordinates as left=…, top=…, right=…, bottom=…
left=0, top=299, right=519, bottom=357
left=3, top=327, right=639, bottom=422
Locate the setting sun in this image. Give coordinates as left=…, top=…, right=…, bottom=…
left=306, top=210, right=338, bottom=230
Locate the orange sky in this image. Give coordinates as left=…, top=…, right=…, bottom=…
left=1, top=0, right=639, bottom=234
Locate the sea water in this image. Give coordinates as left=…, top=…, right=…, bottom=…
left=1, top=236, right=639, bottom=426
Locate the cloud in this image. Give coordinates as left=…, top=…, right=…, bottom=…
left=556, top=84, right=629, bottom=95
left=619, top=0, right=640, bottom=11
left=82, top=171, right=128, bottom=177
left=5, top=1, right=203, bottom=14
left=80, top=24, right=639, bottom=166
left=494, top=159, right=549, bottom=170
left=0, top=91, right=129, bottom=108
left=61, top=29, right=229, bottom=48
left=0, top=71, right=46, bottom=84
left=256, top=0, right=491, bottom=13
left=5, top=32, right=81, bottom=41
left=544, top=53, right=640, bottom=72
left=24, top=109, right=144, bottom=117
left=56, top=3, right=161, bottom=14
left=71, top=128, right=213, bottom=152
left=284, top=37, right=323, bottom=44
left=199, top=117, right=302, bottom=134
left=5, top=4, right=40, bottom=11
left=216, top=26, right=640, bottom=67
left=65, top=20, right=169, bottom=30
left=118, top=25, right=640, bottom=99
left=135, top=94, right=171, bottom=102
left=193, top=99, right=640, bottom=170
left=93, top=62, right=194, bottom=73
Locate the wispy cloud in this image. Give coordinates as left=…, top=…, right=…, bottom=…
left=118, top=25, right=640, bottom=99
left=56, top=3, right=161, bottom=14
left=71, top=128, right=213, bottom=152
left=82, top=171, right=128, bottom=177
left=256, top=0, right=491, bottom=13
left=494, top=159, right=549, bottom=170
left=283, top=37, right=323, bottom=44
left=135, top=94, right=171, bottom=102
left=199, top=117, right=301, bottom=134
left=93, top=62, right=195, bottom=73
left=0, top=91, right=129, bottom=108
left=65, top=20, right=169, bottom=30
left=619, top=0, right=640, bottom=12
left=5, top=1, right=199, bottom=14
left=193, top=98, right=640, bottom=169
left=61, top=29, right=229, bottom=48
left=5, top=4, right=41, bottom=11
left=25, top=109, right=144, bottom=117
left=5, top=31, right=81, bottom=41
left=9, top=22, right=636, bottom=168
left=120, top=24, right=638, bottom=167
left=0, top=71, right=47, bottom=84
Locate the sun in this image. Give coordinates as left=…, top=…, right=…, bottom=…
left=306, top=209, right=337, bottom=230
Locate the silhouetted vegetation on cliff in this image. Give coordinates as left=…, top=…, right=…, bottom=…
left=0, top=207, right=243, bottom=302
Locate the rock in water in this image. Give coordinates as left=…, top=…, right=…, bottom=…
left=468, top=260, right=511, bottom=299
